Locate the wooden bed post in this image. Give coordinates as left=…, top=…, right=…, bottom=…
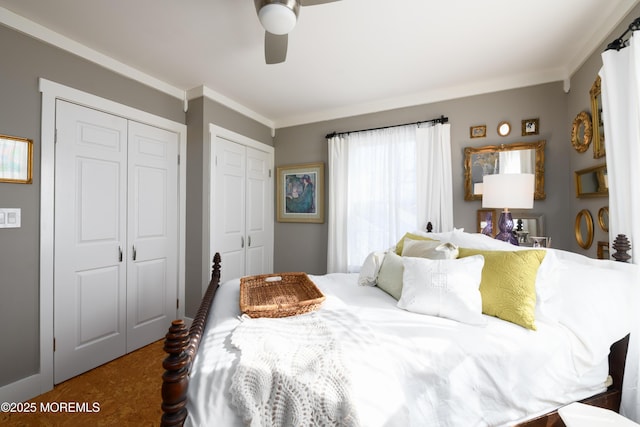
left=161, top=320, right=190, bottom=427
left=161, top=253, right=222, bottom=427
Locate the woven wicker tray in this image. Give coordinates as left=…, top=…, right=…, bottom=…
left=240, top=272, right=326, bottom=318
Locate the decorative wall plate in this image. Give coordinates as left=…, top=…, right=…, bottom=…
left=497, top=121, right=511, bottom=137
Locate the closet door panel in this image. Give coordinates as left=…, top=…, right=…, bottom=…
left=245, top=147, right=273, bottom=276
left=126, top=121, right=179, bottom=352
left=213, top=137, right=247, bottom=282
left=54, top=100, right=127, bottom=383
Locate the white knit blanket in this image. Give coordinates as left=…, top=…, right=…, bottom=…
left=229, top=311, right=360, bottom=427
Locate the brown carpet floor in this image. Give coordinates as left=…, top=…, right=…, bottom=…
left=1, top=339, right=164, bottom=426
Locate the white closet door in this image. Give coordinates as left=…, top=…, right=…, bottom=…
left=213, top=137, right=247, bottom=282
left=54, top=100, right=127, bottom=383
left=212, top=135, right=273, bottom=281
left=126, top=121, right=179, bottom=352
left=245, top=147, right=273, bottom=276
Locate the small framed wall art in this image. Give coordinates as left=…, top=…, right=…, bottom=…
left=277, top=162, right=324, bottom=223
left=0, top=134, right=33, bottom=184
left=521, top=118, right=539, bottom=136
left=470, top=125, right=486, bottom=139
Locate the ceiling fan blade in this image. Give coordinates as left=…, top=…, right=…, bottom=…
left=265, top=32, right=288, bottom=64
left=299, top=0, right=340, bottom=5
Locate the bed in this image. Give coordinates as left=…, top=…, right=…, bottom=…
left=161, top=230, right=639, bottom=427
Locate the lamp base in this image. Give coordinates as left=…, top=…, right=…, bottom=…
left=495, top=211, right=519, bottom=245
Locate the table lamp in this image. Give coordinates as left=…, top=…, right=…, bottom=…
left=482, top=173, right=534, bottom=245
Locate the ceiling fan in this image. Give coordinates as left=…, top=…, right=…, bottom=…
left=254, top=0, right=340, bottom=64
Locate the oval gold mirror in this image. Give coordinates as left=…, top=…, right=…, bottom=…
left=571, top=111, right=593, bottom=153
left=575, top=209, right=594, bottom=249
left=497, top=121, right=511, bottom=137
left=598, top=206, right=609, bottom=232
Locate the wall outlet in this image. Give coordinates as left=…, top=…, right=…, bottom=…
left=0, top=208, right=21, bottom=228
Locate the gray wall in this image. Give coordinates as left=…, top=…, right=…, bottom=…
left=0, top=24, right=184, bottom=387
left=274, top=82, right=572, bottom=274
left=0, top=23, right=275, bottom=389
left=566, top=3, right=640, bottom=257
left=273, top=3, right=640, bottom=272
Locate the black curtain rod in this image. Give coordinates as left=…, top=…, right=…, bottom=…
left=606, top=16, right=640, bottom=51
left=325, top=115, right=448, bottom=139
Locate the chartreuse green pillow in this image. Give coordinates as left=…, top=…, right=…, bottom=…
left=457, top=248, right=546, bottom=330
left=394, top=232, right=437, bottom=255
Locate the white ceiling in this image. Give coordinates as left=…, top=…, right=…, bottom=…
left=0, top=0, right=638, bottom=129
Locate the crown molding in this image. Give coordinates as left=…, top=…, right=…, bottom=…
left=0, top=6, right=184, bottom=100
left=186, top=86, right=275, bottom=130
left=274, top=68, right=566, bottom=129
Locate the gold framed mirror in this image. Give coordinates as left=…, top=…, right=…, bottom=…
left=590, top=76, right=605, bottom=159
left=598, top=206, right=609, bottom=232
left=575, top=209, right=594, bottom=249
left=464, top=140, right=546, bottom=201
left=511, top=211, right=544, bottom=237
left=0, top=134, right=33, bottom=184
left=571, top=111, right=592, bottom=153
left=477, top=209, right=497, bottom=236
left=574, top=163, right=608, bottom=198
left=597, top=241, right=610, bottom=259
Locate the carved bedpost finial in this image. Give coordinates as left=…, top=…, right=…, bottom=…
left=426, top=222, right=433, bottom=233
left=612, top=234, right=632, bottom=263
left=161, top=320, right=190, bottom=427
left=212, top=252, right=221, bottom=280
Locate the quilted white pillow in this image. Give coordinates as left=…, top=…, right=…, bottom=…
left=358, top=251, right=386, bottom=286
left=397, top=255, right=486, bottom=325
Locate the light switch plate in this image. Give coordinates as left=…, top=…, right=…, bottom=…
left=0, top=208, right=21, bottom=228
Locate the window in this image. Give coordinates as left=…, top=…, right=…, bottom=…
left=327, top=123, right=452, bottom=273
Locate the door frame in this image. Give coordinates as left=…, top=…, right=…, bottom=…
left=38, top=78, right=187, bottom=395
left=206, top=124, right=274, bottom=293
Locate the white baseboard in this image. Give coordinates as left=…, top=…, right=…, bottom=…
left=0, top=373, right=48, bottom=404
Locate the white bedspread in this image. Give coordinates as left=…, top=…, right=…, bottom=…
left=186, top=271, right=619, bottom=427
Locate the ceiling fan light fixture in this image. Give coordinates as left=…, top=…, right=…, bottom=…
left=258, top=3, right=297, bottom=35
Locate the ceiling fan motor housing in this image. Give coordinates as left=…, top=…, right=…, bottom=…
left=255, top=0, right=300, bottom=35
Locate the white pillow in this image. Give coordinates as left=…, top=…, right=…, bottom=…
left=376, top=252, right=404, bottom=300
left=402, top=239, right=459, bottom=260
left=398, top=255, right=486, bottom=325
left=358, top=251, right=386, bottom=286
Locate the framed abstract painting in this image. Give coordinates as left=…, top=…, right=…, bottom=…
left=277, top=162, right=324, bottom=223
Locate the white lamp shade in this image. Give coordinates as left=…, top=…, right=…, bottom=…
left=482, top=173, right=534, bottom=209
left=258, top=3, right=297, bottom=35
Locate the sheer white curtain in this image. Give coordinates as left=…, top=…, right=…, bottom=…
left=600, top=29, right=640, bottom=422
left=416, top=123, right=453, bottom=232
left=327, top=135, right=349, bottom=273
left=327, top=123, right=453, bottom=273
left=602, top=33, right=640, bottom=259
